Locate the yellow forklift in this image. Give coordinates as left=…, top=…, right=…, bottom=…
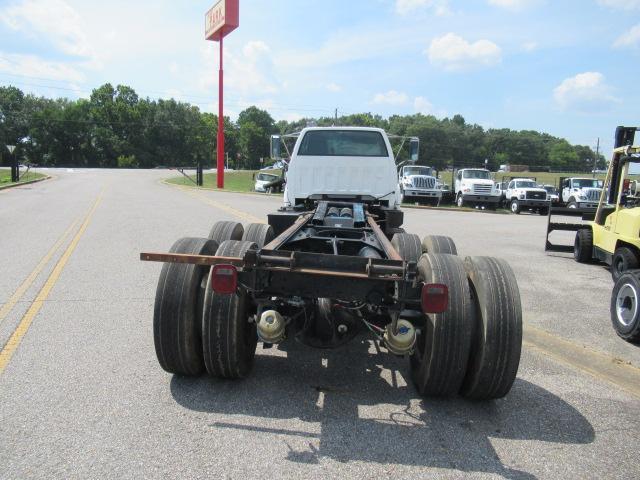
left=572, top=127, right=640, bottom=280
left=571, top=126, right=640, bottom=341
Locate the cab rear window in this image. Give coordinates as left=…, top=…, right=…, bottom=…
left=297, top=130, right=389, bottom=157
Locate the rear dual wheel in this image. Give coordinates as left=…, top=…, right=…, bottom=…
left=153, top=237, right=219, bottom=376
left=421, top=235, right=458, bottom=255
left=409, top=253, right=522, bottom=399
left=391, top=233, right=422, bottom=263
left=153, top=235, right=260, bottom=379
left=209, top=220, right=274, bottom=249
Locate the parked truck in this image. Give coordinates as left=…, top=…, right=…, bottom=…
left=503, top=177, right=550, bottom=215
left=454, top=168, right=502, bottom=208
left=561, top=177, right=603, bottom=209
left=142, top=127, right=522, bottom=399
left=398, top=165, right=442, bottom=205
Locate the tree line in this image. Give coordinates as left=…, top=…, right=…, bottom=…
left=0, top=83, right=605, bottom=172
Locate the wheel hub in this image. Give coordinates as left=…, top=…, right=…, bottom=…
left=616, top=283, right=638, bottom=327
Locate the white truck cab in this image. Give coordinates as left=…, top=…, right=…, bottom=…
left=561, top=177, right=603, bottom=209
left=398, top=165, right=442, bottom=205
left=454, top=168, right=501, bottom=208
left=504, top=178, right=550, bottom=214
left=282, top=127, right=401, bottom=209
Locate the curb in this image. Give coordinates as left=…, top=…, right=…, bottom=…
left=162, top=179, right=283, bottom=197
left=401, top=203, right=510, bottom=215
left=0, top=175, right=51, bottom=191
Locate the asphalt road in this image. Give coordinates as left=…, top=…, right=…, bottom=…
left=1, top=169, right=639, bottom=479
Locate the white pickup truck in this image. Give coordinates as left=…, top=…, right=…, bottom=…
left=560, top=177, right=603, bottom=209
left=398, top=165, right=442, bottom=205
left=454, top=168, right=502, bottom=208
left=504, top=178, right=550, bottom=215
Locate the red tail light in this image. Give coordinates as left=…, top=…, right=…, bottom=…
left=211, top=264, right=238, bottom=294
left=421, top=283, right=449, bottom=313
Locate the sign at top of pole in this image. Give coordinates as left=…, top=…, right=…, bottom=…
left=205, top=0, right=239, bottom=42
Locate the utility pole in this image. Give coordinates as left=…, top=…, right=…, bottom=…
left=594, top=137, right=600, bottom=178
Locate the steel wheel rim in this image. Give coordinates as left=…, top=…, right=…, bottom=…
left=568, top=204, right=577, bottom=209
left=511, top=202, right=518, bottom=213
left=616, top=283, right=638, bottom=327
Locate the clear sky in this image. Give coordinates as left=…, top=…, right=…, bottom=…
left=0, top=0, right=638, bottom=152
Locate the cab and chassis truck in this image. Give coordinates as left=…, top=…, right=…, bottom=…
left=142, top=127, right=522, bottom=399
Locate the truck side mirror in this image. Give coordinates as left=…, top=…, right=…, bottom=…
left=270, top=135, right=281, bottom=160
left=409, top=138, right=419, bottom=163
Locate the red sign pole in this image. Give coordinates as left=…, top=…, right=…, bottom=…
left=217, top=35, right=225, bottom=189
left=206, top=0, right=239, bottom=189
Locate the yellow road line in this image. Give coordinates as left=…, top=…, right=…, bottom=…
left=523, top=324, right=640, bottom=398
left=0, top=217, right=79, bottom=327
left=173, top=184, right=263, bottom=224
left=0, top=189, right=104, bottom=375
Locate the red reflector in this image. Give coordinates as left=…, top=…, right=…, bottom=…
left=421, top=283, right=449, bottom=314
left=211, top=264, right=238, bottom=295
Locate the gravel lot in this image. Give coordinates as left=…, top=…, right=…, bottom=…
left=0, top=169, right=638, bottom=479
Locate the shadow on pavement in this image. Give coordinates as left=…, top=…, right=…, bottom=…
left=171, top=338, right=595, bottom=479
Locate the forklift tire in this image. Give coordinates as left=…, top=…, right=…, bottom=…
left=574, top=228, right=593, bottom=263
left=611, top=271, right=640, bottom=343
left=611, top=247, right=640, bottom=282
left=510, top=199, right=521, bottom=214
left=421, top=235, right=458, bottom=255
left=242, top=223, right=275, bottom=248
left=208, top=221, right=244, bottom=244
left=410, top=254, right=473, bottom=397
left=153, top=237, right=219, bottom=376
left=460, top=256, right=522, bottom=400
left=202, top=240, right=258, bottom=378
left=391, top=233, right=422, bottom=263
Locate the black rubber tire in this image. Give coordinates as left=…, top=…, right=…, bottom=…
left=574, top=228, right=593, bottom=263
left=567, top=201, right=577, bottom=209
left=202, top=240, right=258, bottom=378
left=208, top=221, right=244, bottom=244
left=456, top=194, right=465, bottom=208
left=391, top=233, right=422, bottom=263
left=421, top=235, right=458, bottom=255
left=242, top=223, right=275, bottom=248
left=153, top=237, right=219, bottom=376
left=610, top=271, right=640, bottom=343
left=611, top=247, right=640, bottom=282
left=410, top=254, right=473, bottom=397
left=460, top=256, right=522, bottom=400
left=538, top=207, right=549, bottom=216
left=510, top=199, right=521, bottom=214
